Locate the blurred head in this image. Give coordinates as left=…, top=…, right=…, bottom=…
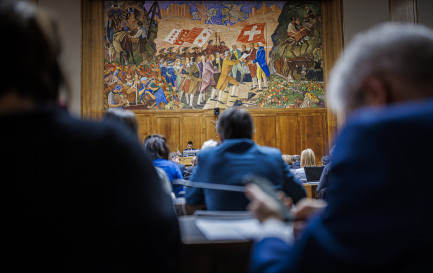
left=249, top=43, right=255, bottom=49
left=187, top=141, right=193, bottom=150
left=300, top=149, right=315, bottom=168
left=103, top=108, right=138, bottom=136
left=201, top=139, right=218, bottom=150
left=143, top=134, right=169, bottom=160
left=217, top=107, right=254, bottom=141
left=328, top=23, right=433, bottom=116
left=292, top=155, right=300, bottom=162
left=282, top=154, right=294, bottom=165
left=0, top=1, right=67, bottom=107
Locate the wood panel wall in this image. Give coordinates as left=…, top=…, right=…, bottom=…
left=134, top=108, right=329, bottom=163
left=81, top=0, right=343, bottom=163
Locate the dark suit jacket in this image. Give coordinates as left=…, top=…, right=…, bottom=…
left=2, top=105, right=181, bottom=272
left=251, top=98, right=433, bottom=273
left=185, top=138, right=306, bottom=211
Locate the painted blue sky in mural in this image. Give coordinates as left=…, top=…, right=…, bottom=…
left=143, top=1, right=285, bottom=26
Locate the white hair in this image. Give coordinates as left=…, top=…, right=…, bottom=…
left=201, top=139, right=218, bottom=150
left=327, top=23, right=433, bottom=114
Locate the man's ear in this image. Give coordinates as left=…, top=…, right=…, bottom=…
left=361, top=76, right=392, bottom=107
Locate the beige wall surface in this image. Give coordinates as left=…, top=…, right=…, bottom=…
left=39, top=0, right=81, bottom=116
left=342, top=0, right=389, bottom=45
left=418, top=0, right=433, bottom=29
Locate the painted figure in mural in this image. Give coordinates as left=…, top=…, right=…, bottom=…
left=216, top=41, right=230, bottom=54
left=199, top=54, right=220, bottom=105
left=179, top=57, right=191, bottom=104
left=216, top=51, right=241, bottom=105
left=245, top=42, right=258, bottom=90
left=187, top=57, right=202, bottom=107
left=249, top=42, right=269, bottom=91
left=108, top=84, right=129, bottom=108
left=221, top=2, right=248, bottom=25
left=205, top=39, right=217, bottom=55
left=132, top=21, right=147, bottom=64
left=212, top=52, right=222, bottom=92
left=230, top=44, right=245, bottom=84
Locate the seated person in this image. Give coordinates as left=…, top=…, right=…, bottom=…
left=246, top=22, right=433, bottom=273
left=316, top=146, right=334, bottom=199
left=183, top=156, right=197, bottom=181
left=184, top=139, right=218, bottom=180
left=144, top=134, right=184, bottom=197
left=185, top=107, right=306, bottom=211
left=169, top=152, right=185, bottom=175
left=292, top=148, right=315, bottom=181
left=282, top=154, right=294, bottom=167
left=291, top=155, right=301, bottom=169
left=183, top=140, right=197, bottom=152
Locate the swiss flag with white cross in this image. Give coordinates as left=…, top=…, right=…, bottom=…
left=237, top=23, right=266, bottom=44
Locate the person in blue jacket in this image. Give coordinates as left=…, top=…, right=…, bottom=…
left=246, top=23, right=433, bottom=273
left=185, top=107, right=306, bottom=211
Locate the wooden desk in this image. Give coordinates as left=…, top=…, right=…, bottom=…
left=179, top=156, right=194, bottom=166
left=178, top=216, right=252, bottom=273
left=303, top=183, right=318, bottom=199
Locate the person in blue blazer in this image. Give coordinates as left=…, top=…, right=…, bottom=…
left=185, top=107, right=306, bottom=211
left=246, top=23, right=433, bottom=273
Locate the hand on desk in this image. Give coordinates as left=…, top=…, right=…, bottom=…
left=246, top=184, right=327, bottom=236
left=245, top=183, right=292, bottom=222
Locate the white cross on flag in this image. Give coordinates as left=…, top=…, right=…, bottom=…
left=183, top=27, right=214, bottom=47
left=237, top=23, right=266, bottom=44
left=164, top=29, right=190, bottom=45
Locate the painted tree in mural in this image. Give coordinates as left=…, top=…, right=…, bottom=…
left=103, top=1, right=325, bottom=111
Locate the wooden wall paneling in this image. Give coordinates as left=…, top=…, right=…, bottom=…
left=180, top=115, right=203, bottom=151
left=278, top=114, right=300, bottom=156
left=299, top=113, right=328, bottom=163
left=252, top=115, right=277, bottom=148
left=321, top=0, right=344, bottom=147
left=202, top=115, right=219, bottom=144
left=135, top=114, right=153, bottom=143
left=81, top=0, right=104, bottom=119
left=155, top=116, right=181, bottom=153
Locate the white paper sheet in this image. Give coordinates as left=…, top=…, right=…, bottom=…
left=195, top=218, right=262, bottom=240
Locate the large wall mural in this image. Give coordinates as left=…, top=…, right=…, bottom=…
left=104, top=1, right=324, bottom=110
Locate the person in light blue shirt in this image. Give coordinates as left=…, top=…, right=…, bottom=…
left=144, top=134, right=184, bottom=197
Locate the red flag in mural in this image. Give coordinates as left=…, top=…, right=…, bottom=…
left=183, top=27, right=214, bottom=47
left=164, top=29, right=190, bottom=45
left=237, top=23, right=266, bottom=44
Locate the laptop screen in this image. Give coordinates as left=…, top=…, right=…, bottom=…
left=304, top=166, right=325, bottom=182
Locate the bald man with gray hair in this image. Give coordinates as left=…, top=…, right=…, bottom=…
left=246, top=23, right=433, bottom=273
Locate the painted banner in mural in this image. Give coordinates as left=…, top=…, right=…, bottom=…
left=104, top=1, right=324, bottom=110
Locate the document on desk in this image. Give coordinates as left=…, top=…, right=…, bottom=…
left=195, top=218, right=262, bottom=240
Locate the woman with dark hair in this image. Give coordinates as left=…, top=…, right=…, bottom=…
left=144, top=134, right=184, bottom=197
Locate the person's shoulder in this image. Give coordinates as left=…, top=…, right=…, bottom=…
left=347, top=98, right=433, bottom=129
left=256, top=144, right=282, bottom=157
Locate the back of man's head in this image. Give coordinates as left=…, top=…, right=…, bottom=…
left=328, top=23, right=433, bottom=115
left=217, top=107, right=254, bottom=140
